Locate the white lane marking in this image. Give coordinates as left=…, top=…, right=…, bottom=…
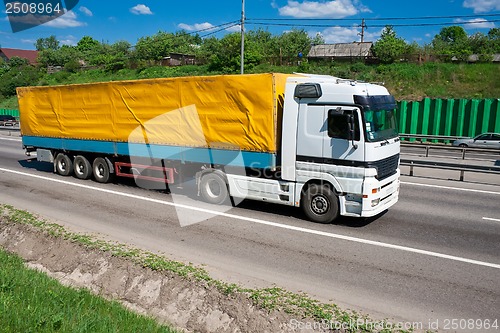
left=0, top=137, right=22, bottom=142
left=483, top=217, right=500, bottom=223
left=1, top=167, right=500, bottom=270
left=402, top=181, right=500, bottom=196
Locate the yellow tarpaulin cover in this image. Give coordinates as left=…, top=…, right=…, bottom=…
left=17, top=73, right=292, bottom=153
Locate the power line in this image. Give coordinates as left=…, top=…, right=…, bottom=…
left=246, top=20, right=500, bottom=29
left=248, top=13, right=500, bottom=21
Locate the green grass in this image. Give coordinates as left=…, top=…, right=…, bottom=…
left=0, top=204, right=412, bottom=333
left=0, top=248, right=176, bottom=333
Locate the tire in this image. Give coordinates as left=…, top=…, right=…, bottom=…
left=459, top=143, right=468, bottom=148
left=301, top=184, right=339, bottom=224
left=73, top=155, right=92, bottom=180
left=199, top=172, right=230, bottom=205
left=54, top=153, right=73, bottom=176
left=92, top=157, right=113, bottom=183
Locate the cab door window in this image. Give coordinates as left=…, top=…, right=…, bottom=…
left=327, top=109, right=360, bottom=141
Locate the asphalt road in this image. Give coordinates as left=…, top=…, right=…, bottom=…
left=1, top=134, right=499, bottom=332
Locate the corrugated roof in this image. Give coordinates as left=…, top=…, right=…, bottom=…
left=308, top=42, right=373, bottom=58
left=0, top=48, right=39, bottom=64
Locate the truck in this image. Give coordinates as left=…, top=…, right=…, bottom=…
left=17, top=73, right=400, bottom=224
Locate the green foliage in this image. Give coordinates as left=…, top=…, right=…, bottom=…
left=0, top=64, right=42, bottom=97
left=35, top=35, right=59, bottom=51
left=135, top=31, right=200, bottom=62
left=372, top=26, right=408, bottom=63
left=77, top=36, right=100, bottom=52
left=432, top=26, right=472, bottom=61
left=38, top=45, right=83, bottom=67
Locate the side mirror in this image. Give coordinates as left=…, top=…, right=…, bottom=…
left=346, top=114, right=355, bottom=141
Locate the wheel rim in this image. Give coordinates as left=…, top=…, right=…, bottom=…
left=206, top=179, right=221, bottom=198
left=95, top=164, right=105, bottom=178
left=311, top=195, right=329, bottom=215
left=76, top=161, right=84, bottom=175
left=58, top=160, right=67, bottom=172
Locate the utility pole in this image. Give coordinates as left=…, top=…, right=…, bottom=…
left=240, top=0, right=245, bottom=74
left=358, top=18, right=366, bottom=43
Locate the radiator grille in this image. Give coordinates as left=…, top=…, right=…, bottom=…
left=369, top=154, right=399, bottom=180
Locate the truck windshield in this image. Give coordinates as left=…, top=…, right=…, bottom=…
left=353, top=95, right=398, bottom=143
left=364, top=108, right=398, bottom=142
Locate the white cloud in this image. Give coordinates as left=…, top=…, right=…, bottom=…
left=463, top=0, right=500, bottom=13
left=43, top=11, right=86, bottom=28
left=60, top=35, right=77, bottom=46
left=130, top=4, right=153, bottom=15
left=226, top=24, right=241, bottom=32
left=278, top=0, right=370, bottom=18
left=21, top=39, right=36, bottom=44
left=315, top=25, right=381, bottom=43
left=79, top=6, right=93, bottom=17
left=178, top=22, right=214, bottom=31
left=455, top=18, right=496, bottom=28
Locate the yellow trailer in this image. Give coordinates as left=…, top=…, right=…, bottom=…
left=18, top=73, right=290, bottom=157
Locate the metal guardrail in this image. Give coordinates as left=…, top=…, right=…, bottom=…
left=0, top=126, right=20, bottom=136
left=400, top=158, right=500, bottom=181
left=401, top=142, right=500, bottom=160
left=399, top=134, right=468, bottom=141
left=400, top=136, right=500, bottom=180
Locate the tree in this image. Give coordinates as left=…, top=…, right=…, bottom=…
left=77, top=36, right=100, bottom=52
left=372, top=26, right=408, bottom=63
left=431, top=26, right=471, bottom=61
left=275, top=29, right=313, bottom=64
left=487, top=28, right=500, bottom=53
left=35, top=35, right=59, bottom=51
left=37, top=45, right=82, bottom=67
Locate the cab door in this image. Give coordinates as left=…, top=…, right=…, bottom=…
left=323, top=106, right=364, bottom=163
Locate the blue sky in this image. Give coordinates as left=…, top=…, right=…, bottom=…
left=1, top=0, right=499, bottom=50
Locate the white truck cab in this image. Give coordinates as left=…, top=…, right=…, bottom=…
left=227, top=74, right=400, bottom=223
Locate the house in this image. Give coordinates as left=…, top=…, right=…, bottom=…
left=161, top=53, right=196, bottom=66
left=308, top=42, right=373, bottom=61
left=0, top=48, right=39, bottom=65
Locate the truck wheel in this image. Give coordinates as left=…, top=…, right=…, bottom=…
left=54, top=153, right=73, bottom=176
left=73, top=155, right=92, bottom=180
left=200, top=172, right=229, bottom=205
left=301, top=184, right=339, bottom=224
left=92, top=157, right=113, bottom=183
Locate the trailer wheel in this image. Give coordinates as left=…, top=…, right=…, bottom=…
left=73, top=155, right=92, bottom=180
left=301, top=184, right=339, bottom=224
left=93, top=157, right=113, bottom=183
left=54, top=153, right=73, bottom=176
left=199, top=172, right=230, bottom=205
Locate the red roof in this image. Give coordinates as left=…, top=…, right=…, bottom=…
left=0, top=48, right=39, bottom=64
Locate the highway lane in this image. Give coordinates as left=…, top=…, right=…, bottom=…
left=1, top=135, right=499, bottom=331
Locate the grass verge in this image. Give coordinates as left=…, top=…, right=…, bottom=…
left=0, top=246, right=176, bottom=333
left=0, top=204, right=412, bottom=333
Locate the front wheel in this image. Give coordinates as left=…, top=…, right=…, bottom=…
left=301, top=184, right=339, bottom=224
left=199, top=172, right=230, bottom=205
